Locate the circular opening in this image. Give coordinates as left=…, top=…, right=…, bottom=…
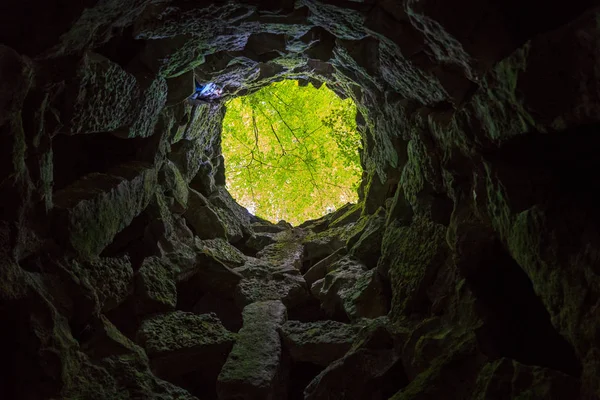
left=221, top=79, right=362, bottom=225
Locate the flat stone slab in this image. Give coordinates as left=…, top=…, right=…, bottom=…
left=217, top=300, right=287, bottom=400
left=195, top=238, right=247, bottom=268
left=233, top=232, right=311, bottom=308
left=235, top=270, right=309, bottom=309
left=136, top=311, right=236, bottom=378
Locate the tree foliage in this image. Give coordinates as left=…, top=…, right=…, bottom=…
left=221, top=80, right=361, bottom=225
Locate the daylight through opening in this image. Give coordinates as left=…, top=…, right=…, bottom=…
left=221, top=80, right=361, bottom=226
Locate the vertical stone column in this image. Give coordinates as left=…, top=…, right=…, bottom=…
left=217, top=300, right=288, bottom=400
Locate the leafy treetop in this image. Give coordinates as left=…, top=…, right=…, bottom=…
left=221, top=79, right=361, bottom=226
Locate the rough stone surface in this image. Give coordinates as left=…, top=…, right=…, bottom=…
left=472, top=358, right=580, bottom=400
left=235, top=269, right=308, bottom=309
left=347, top=210, right=385, bottom=269
left=195, top=237, right=247, bottom=268
left=343, top=268, right=390, bottom=321
left=233, top=229, right=311, bottom=309
left=217, top=300, right=287, bottom=400
left=134, top=256, right=177, bottom=315
left=68, top=256, right=134, bottom=313
left=64, top=52, right=140, bottom=135
left=208, top=186, right=254, bottom=243
left=176, top=245, right=243, bottom=298
left=136, top=311, right=236, bottom=378
left=184, top=188, right=227, bottom=240
left=53, top=162, right=157, bottom=258
left=303, top=247, right=345, bottom=287
left=304, top=319, right=407, bottom=400
left=379, top=216, right=449, bottom=319
left=159, top=160, right=189, bottom=213
left=312, top=256, right=388, bottom=321
left=302, top=227, right=347, bottom=267
left=390, top=331, right=485, bottom=400
left=2, top=2, right=599, bottom=399
left=243, top=231, right=277, bottom=253
left=280, top=320, right=358, bottom=366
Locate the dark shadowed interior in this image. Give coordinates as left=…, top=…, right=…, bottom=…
left=1, top=1, right=599, bottom=399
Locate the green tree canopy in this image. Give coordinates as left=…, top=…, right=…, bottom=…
left=221, top=80, right=361, bottom=225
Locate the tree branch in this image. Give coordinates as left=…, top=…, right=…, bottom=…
left=266, top=100, right=300, bottom=138
left=246, top=167, right=256, bottom=203
left=269, top=123, right=286, bottom=155
left=251, top=109, right=259, bottom=153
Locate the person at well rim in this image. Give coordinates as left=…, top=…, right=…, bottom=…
left=190, top=80, right=223, bottom=101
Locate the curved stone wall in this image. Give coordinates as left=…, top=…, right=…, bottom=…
left=1, top=1, right=599, bottom=399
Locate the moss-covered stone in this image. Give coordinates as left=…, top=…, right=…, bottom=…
left=343, top=268, right=390, bottom=320
left=304, top=247, right=345, bottom=287
left=482, top=153, right=600, bottom=369
left=176, top=244, right=243, bottom=297
left=84, top=352, right=199, bottom=400
left=389, top=332, right=484, bottom=400
left=68, top=256, right=134, bottom=313
left=379, top=216, right=448, bottom=320
left=234, top=234, right=309, bottom=308
left=329, top=203, right=363, bottom=228
left=243, top=232, right=277, bottom=253
left=64, top=52, right=139, bottom=135
left=183, top=188, right=227, bottom=239
left=134, top=256, right=177, bottom=315
left=208, top=186, right=255, bottom=243
left=195, top=237, right=247, bottom=268
left=347, top=209, right=385, bottom=269
left=3, top=2, right=600, bottom=400
left=114, top=75, right=168, bottom=139
left=217, top=300, right=287, bottom=400
left=280, top=320, right=359, bottom=366
left=159, top=160, right=189, bottom=213
left=168, top=139, right=206, bottom=182
left=361, top=169, right=398, bottom=216
left=471, top=358, right=580, bottom=400
left=312, top=256, right=389, bottom=321
left=136, top=311, right=236, bottom=378
left=53, top=162, right=157, bottom=258
left=303, top=226, right=350, bottom=266
left=304, top=317, right=406, bottom=400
